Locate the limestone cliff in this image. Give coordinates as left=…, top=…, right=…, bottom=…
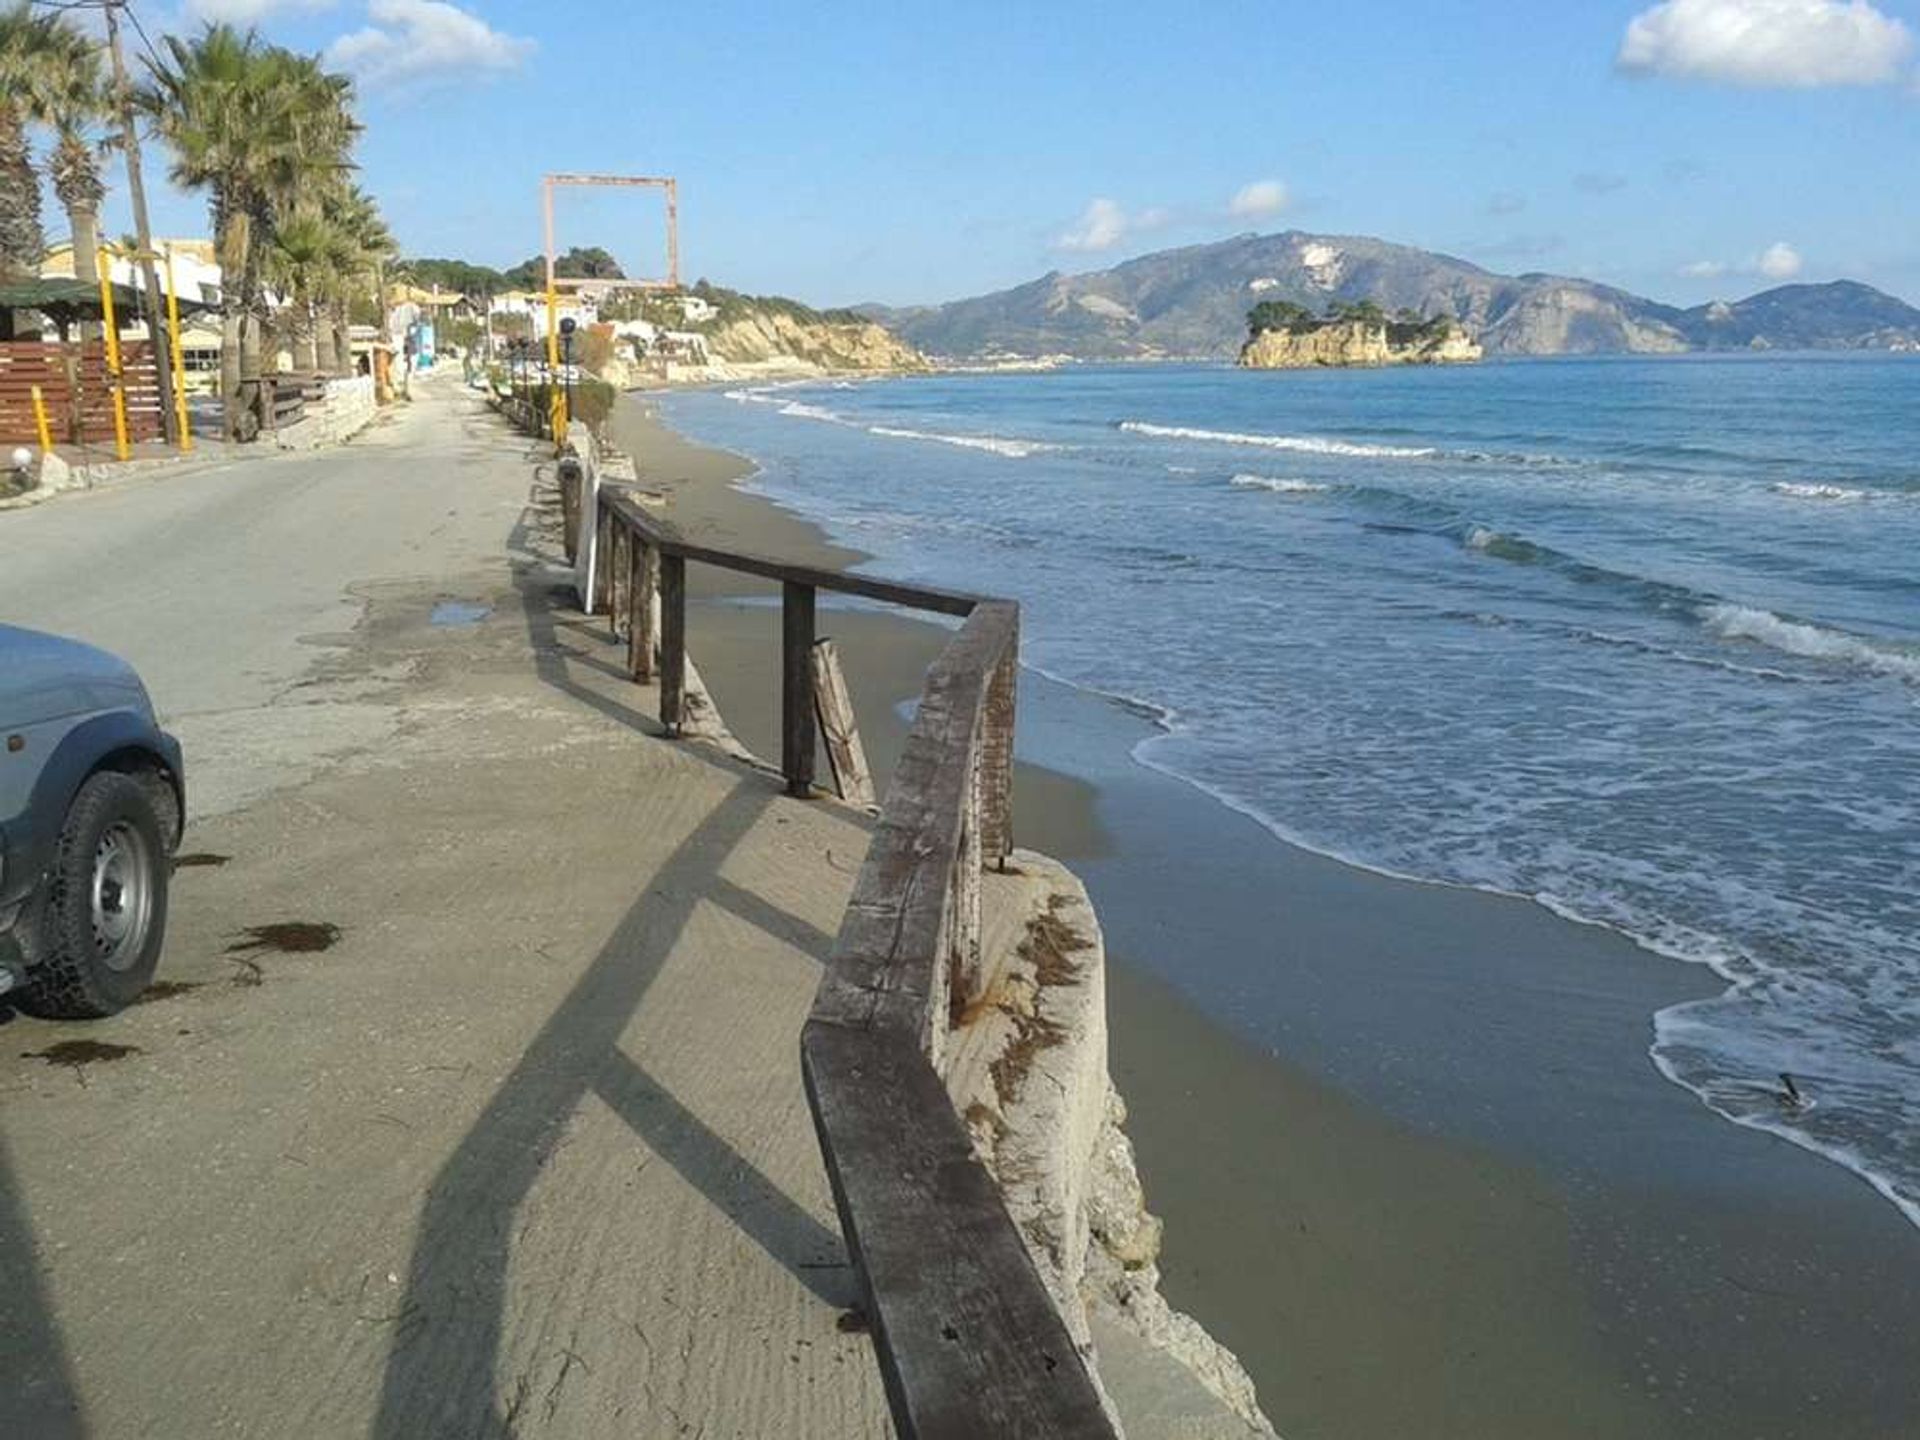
left=1239, top=318, right=1481, bottom=369
left=704, top=307, right=928, bottom=373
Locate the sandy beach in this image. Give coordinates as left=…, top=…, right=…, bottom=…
left=607, top=392, right=1920, bottom=1440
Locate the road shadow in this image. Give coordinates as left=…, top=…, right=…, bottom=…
left=374, top=547, right=856, bottom=1436
left=0, top=1132, right=87, bottom=1437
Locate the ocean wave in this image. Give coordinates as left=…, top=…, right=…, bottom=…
left=1700, top=604, right=1920, bottom=684
left=866, top=424, right=1063, bottom=458
left=1772, top=482, right=1871, bottom=502
left=1231, top=474, right=1330, bottom=494
left=1463, top=524, right=1557, bottom=564
left=1118, top=420, right=1437, bottom=459
left=780, top=400, right=843, bottom=422
left=723, top=386, right=801, bottom=406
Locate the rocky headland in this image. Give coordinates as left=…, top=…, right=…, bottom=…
left=1239, top=316, right=1481, bottom=369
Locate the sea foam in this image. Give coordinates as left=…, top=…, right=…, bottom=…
left=1701, top=603, right=1920, bottom=684
left=866, top=424, right=1061, bottom=458
left=780, top=401, right=843, bottom=422
left=1231, top=474, right=1329, bottom=494
left=1772, top=481, right=1870, bottom=501
left=1119, top=420, right=1436, bottom=459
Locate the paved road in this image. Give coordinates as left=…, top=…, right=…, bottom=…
left=0, top=379, right=891, bottom=1437
left=1, top=373, right=552, bottom=817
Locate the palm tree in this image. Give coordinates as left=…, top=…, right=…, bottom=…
left=0, top=3, right=54, bottom=284
left=323, top=184, right=393, bottom=372
left=30, top=18, right=110, bottom=294
left=141, top=25, right=359, bottom=437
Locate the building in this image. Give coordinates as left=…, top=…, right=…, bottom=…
left=40, top=237, right=223, bottom=332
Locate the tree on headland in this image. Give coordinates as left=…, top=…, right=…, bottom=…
left=1328, top=298, right=1386, bottom=326
left=404, top=257, right=506, bottom=299
left=502, top=246, right=624, bottom=291
left=1246, top=299, right=1316, bottom=336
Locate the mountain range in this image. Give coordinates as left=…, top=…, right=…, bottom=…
left=861, top=231, right=1920, bottom=360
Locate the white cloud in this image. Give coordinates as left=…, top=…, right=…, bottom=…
left=1618, top=0, right=1914, bottom=87
left=1679, top=242, right=1805, bottom=282
left=1757, top=240, right=1803, bottom=277
left=326, top=0, right=534, bottom=87
left=1055, top=198, right=1129, bottom=253
left=1052, top=198, right=1175, bottom=253
left=182, top=0, right=336, bottom=19
left=1227, top=179, right=1288, bottom=219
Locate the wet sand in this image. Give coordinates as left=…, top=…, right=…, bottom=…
left=607, top=393, right=1920, bottom=1440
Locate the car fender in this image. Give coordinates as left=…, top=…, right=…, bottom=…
left=1, top=711, right=183, bottom=912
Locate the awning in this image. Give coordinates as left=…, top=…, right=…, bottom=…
left=0, top=277, right=215, bottom=327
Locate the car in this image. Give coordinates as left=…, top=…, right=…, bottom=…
left=0, top=625, right=183, bottom=1017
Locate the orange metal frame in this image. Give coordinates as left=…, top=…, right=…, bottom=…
left=540, top=172, right=680, bottom=442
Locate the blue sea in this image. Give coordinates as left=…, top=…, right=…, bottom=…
left=661, top=357, right=1920, bottom=1228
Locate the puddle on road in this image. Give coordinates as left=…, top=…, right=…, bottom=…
left=430, top=600, right=492, bottom=627
left=227, top=922, right=341, bottom=954
left=22, top=1040, right=142, bottom=1070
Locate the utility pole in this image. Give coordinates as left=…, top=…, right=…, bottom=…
left=103, top=0, right=179, bottom=444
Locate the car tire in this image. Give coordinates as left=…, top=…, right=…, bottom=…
left=16, top=772, right=170, bottom=1019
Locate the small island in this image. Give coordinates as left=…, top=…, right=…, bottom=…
left=1238, top=299, right=1483, bottom=368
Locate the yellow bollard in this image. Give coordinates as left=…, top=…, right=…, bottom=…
left=164, top=246, right=192, bottom=454
left=96, top=249, right=131, bottom=462
left=29, top=383, right=53, bottom=454
left=545, top=282, right=565, bottom=451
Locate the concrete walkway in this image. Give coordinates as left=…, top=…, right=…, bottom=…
left=0, top=379, right=889, bottom=1436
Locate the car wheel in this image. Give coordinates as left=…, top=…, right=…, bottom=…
left=16, top=772, right=171, bottom=1019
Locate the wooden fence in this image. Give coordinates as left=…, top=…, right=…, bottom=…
left=570, top=454, right=1117, bottom=1438
left=0, top=340, right=161, bottom=446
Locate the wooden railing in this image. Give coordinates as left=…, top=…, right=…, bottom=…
left=0, top=340, right=162, bottom=446
left=264, top=375, right=309, bottom=431
left=575, top=458, right=1116, bottom=1438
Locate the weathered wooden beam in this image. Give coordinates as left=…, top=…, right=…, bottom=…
left=782, top=581, right=818, bottom=798
left=806, top=603, right=1012, bottom=1058
left=978, top=605, right=1018, bottom=865
left=810, top=638, right=876, bottom=807
left=608, top=523, right=630, bottom=641
left=599, top=492, right=983, bottom=618
left=558, top=458, right=582, bottom=564
left=950, top=747, right=984, bottom=1025
left=659, top=552, right=686, bottom=737
left=802, top=1023, right=1115, bottom=1439
left=629, top=538, right=657, bottom=682
left=594, top=504, right=614, bottom=615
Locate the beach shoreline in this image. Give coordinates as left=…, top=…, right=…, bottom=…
left=606, top=389, right=1920, bottom=1440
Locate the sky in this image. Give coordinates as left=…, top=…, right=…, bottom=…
left=63, top=0, right=1920, bottom=309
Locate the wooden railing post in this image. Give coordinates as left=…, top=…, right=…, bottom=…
left=951, top=744, right=984, bottom=1025
left=978, top=612, right=1018, bottom=866
left=609, top=523, right=630, bottom=641
left=781, top=581, right=817, bottom=797
left=660, top=552, right=686, bottom=736
left=810, top=638, right=875, bottom=806
left=594, top=504, right=614, bottom=615
left=558, top=460, right=581, bottom=564
left=630, top=539, right=657, bottom=682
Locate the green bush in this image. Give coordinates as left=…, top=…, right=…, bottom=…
left=527, top=377, right=617, bottom=434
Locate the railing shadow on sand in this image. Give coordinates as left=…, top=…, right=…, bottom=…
left=561, top=435, right=1118, bottom=1438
